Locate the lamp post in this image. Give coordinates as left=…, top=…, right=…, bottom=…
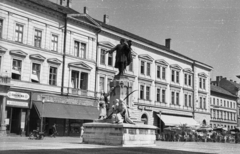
left=40, top=96, right=45, bottom=134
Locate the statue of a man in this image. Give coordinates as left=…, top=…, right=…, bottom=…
left=105, top=39, right=133, bottom=76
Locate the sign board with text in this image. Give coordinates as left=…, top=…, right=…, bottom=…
left=6, top=91, right=30, bottom=108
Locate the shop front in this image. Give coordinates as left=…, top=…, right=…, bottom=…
left=5, top=90, right=31, bottom=135
left=30, top=93, right=99, bottom=136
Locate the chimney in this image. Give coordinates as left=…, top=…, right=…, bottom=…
left=84, top=6, right=88, bottom=14
left=165, top=38, right=171, bottom=49
left=59, top=0, right=72, bottom=8
left=66, top=0, right=72, bottom=8
left=103, top=14, right=109, bottom=24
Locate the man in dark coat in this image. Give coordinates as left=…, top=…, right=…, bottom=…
left=105, top=39, right=132, bottom=76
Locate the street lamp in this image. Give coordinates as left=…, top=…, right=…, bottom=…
left=40, top=96, right=45, bottom=134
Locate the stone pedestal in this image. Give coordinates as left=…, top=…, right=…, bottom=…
left=108, top=75, right=133, bottom=116
left=83, top=123, right=157, bottom=146
left=82, top=74, right=157, bottom=146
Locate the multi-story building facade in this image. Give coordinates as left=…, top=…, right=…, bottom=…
left=210, top=84, right=238, bottom=129
left=0, top=0, right=213, bottom=137
left=89, top=11, right=212, bottom=131
left=212, top=76, right=240, bottom=127
left=0, top=0, right=100, bottom=136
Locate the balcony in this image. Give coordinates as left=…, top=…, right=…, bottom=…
left=67, top=88, right=95, bottom=97
left=0, top=75, right=11, bottom=86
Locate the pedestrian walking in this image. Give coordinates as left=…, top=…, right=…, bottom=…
left=50, top=123, right=57, bottom=138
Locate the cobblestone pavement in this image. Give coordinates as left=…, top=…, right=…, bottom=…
left=0, top=136, right=239, bottom=154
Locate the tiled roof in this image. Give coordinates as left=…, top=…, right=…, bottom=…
left=94, top=19, right=212, bottom=69
left=228, top=80, right=240, bottom=89
left=27, top=0, right=78, bottom=14
left=211, top=84, right=237, bottom=97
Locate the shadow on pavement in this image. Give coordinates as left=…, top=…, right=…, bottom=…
left=0, top=147, right=215, bottom=154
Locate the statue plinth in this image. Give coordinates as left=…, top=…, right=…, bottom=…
left=83, top=75, right=157, bottom=146
left=83, top=123, right=157, bottom=146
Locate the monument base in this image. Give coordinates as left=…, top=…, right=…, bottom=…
left=83, top=122, right=157, bottom=147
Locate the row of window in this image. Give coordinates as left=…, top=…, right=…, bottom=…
left=211, top=109, right=236, bottom=121
left=11, top=58, right=57, bottom=85
left=7, top=57, right=89, bottom=90
left=210, top=124, right=235, bottom=130
left=210, top=97, right=236, bottom=109
left=0, top=20, right=88, bottom=59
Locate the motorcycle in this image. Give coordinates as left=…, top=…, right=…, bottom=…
left=29, top=130, right=45, bottom=140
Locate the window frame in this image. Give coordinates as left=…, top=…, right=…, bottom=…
left=51, top=34, right=58, bottom=52
left=49, top=66, right=57, bottom=86
left=15, top=23, right=24, bottom=43
left=12, top=58, right=22, bottom=80
left=0, top=19, right=3, bottom=38
left=100, top=49, right=106, bottom=65
left=34, top=29, right=42, bottom=48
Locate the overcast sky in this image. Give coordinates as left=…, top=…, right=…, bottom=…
left=53, top=0, right=240, bottom=82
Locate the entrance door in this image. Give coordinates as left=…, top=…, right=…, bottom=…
left=11, top=108, right=21, bottom=134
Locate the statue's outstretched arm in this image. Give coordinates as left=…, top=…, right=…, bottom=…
left=105, top=45, right=117, bottom=54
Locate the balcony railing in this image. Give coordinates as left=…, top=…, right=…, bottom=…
left=68, top=88, right=95, bottom=97
left=0, top=75, right=11, bottom=85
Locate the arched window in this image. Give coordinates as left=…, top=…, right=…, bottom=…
left=141, top=114, right=148, bottom=125
left=202, top=119, right=206, bottom=126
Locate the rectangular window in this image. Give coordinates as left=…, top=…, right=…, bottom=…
left=107, top=78, right=112, bottom=92
left=140, top=61, right=144, bottom=74
left=108, top=53, right=113, bottom=66
left=213, top=98, right=215, bottom=105
left=71, top=71, right=79, bottom=89
left=200, top=97, right=202, bottom=109
left=171, top=91, right=175, bottom=104
left=99, top=77, right=104, bottom=92
left=34, top=29, right=42, bottom=48
left=128, top=62, right=133, bottom=72
left=80, top=72, right=88, bottom=90
left=184, top=74, right=188, bottom=85
left=140, top=85, right=144, bottom=99
left=199, top=78, right=202, bottom=89
left=176, top=92, right=179, bottom=105
left=15, top=24, right=23, bottom=43
left=51, top=35, right=58, bottom=51
left=162, top=89, right=165, bottom=103
left=80, top=42, right=86, bottom=59
left=203, top=98, right=206, bottom=109
left=171, top=70, right=175, bottom=82
left=0, top=56, right=1, bottom=71
left=157, top=66, right=160, bottom=78
left=49, top=67, right=57, bottom=85
left=0, top=19, right=3, bottom=38
left=203, top=78, right=206, bottom=89
left=146, top=86, right=150, bottom=100
left=189, top=95, right=192, bottom=107
left=156, top=88, right=160, bottom=102
left=31, top=63, right=41, bottom=83
left=74, top=41, right=80, bottom=57
left=147, top=63, right=150, bottom=76
left=224, top=100, right=226, bottom=107
left=188, top=75, right=192, bottom=86
left=162, top=67, right=166, bottom=80
left=176, top=71, right=179, bottom=83
left=12, top=59, right=22, bottom=80
left=100, top=49, right=105, bottom=64
left=184, top=94, right=188, bottom=106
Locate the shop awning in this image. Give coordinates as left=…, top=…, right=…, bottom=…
left=157, top=114, right=199, bottom=127
left=33, top=101, right=100, bottom=120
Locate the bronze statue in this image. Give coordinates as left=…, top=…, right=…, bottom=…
left=105, top=39, right=133, bottom=76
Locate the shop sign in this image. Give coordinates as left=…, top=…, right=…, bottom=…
left=138, top=105, right=144, bottom=110
left=32, top=93, right=95, bottom=106
left=7, top=91, right=30, bottom=100
left=144, top=106, right=152, bottom=111
left=7, top=100, right=28, bottom=107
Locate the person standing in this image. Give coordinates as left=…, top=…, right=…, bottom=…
left=50, top=123, right=57, bottom=138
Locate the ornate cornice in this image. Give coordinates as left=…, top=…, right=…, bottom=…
left=10, top=50, right=27, bottom=57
